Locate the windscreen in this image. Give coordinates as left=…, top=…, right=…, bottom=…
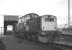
left=45, top=17, right=54, bottom=22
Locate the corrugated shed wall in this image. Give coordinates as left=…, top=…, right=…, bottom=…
left=4, top=15, right=19, bottom=21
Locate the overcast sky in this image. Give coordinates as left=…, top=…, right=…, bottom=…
left=0, top=0, right=72, bottom=28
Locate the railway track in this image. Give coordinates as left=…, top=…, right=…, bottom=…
left=42, top=43, right=72, bottom=50
left=17, top=38, right=72, bottom=50
left=47, top=43, right=72, bottom=50
left=14, top=32, right=72, bottom=50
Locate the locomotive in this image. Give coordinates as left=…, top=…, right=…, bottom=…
left=14, top=13, right=58, bottom=43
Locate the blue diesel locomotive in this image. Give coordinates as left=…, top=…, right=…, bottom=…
left=14, top=13, right=58, bottom=43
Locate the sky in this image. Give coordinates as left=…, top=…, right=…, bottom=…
left=0, top=0, right=72, bottom=28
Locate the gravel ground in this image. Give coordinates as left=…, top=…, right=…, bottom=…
left=0, top=35, right=58, bottom=50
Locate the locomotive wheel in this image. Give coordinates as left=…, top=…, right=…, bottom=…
left=15, top=33, right=20, bottom=38
left=35, top=34, right=38, bottom=42
left=15, top=33, right=21, bottom=39
left=27, top=34, right=29, bottom=39
left=14, top=32, right=17, bottom=37
left=16, top=33, right=22, bottom=39
left=32, top=34, right=38, bottom=42
left=27, top=34, right=31, bottom=40
left=30, top=34, right=33, bottom=40
left=29, top=34, right=32, bottom=40
left=18, top=33, right=22, bottom=39
left=14, top=32, right=18, bottom=37
left=19, top=33, right=24, bottom=39
left=32, top=34, right=36, bottom=41
left=31, top=35, right=34, bottom=40
left=24, top=34, right=27, bottom=39
left=25, top=34, right=28, bottom=39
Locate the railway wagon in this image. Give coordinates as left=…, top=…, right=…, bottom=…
left=14, top=13, right=58, bottom=43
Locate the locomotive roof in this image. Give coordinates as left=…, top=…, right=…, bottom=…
left=19, top=13, right=40, bottom=20
left=18, top=14, right=56, bottom=19
left=22, top=13, right=39, bottom=17
left=41, top=15, right=56, bottom=18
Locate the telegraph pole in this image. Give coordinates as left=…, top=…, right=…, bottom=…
left=68, top=0, right=70, bottom=27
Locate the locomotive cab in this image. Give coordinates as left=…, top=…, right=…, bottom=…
left=39, top=15, right=58, bottom=43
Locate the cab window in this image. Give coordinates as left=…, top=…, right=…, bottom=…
left=45, top=18, right=54, bottom=22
